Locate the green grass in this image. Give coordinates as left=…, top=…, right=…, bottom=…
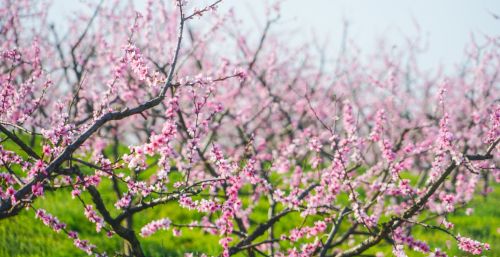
left=362, top=186, right=500, bottom=257
left=0, top=136, right=498, bottom=256
left=0, top=184, right=498, bottom=256
left=0, top=183, right=222, bottom=257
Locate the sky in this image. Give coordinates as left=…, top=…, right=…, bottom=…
left=49, top=0, right=500, bottom=71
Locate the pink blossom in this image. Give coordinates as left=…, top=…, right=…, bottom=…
left=31, top=182, right=44, bottom=197
left=393, top=245, right=407, bottom=257
left=84, top=205, right=105, bottom=232
left=140, top=218, right=171, bottom=237
left=114, top=194, right=132, bottom=209
left=172, top=228, right=182, bottom=237
left=35, top=209, right=66, bottom=232
left=457, top=236, right=489, bottom=255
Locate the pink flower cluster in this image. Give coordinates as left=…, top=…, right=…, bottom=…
left=124, top=44, right=149, bottom=81
left=457, top=236, right=490, bottom=255
left=370, top=109, right=386, bottom=142
left=35, top=209, right=66, bottom=232
left=31, top=182, right=44, bottom=197
left=284, top=221, right=328, bottom=242
left=211, top=145, right=234, bottom=177
left=179, top=195, right=221, bottom=213
left=114, top=194, right=132, bottom=209
left=140, top=218, right=172, bottom=237
left=84, top=205, right=105, bottom=232
left=392, top=227, right=430, bottom=253
left=68, top=231, right=97, bottom=255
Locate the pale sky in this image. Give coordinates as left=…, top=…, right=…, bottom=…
left=49, top=0, right=500, bottom=71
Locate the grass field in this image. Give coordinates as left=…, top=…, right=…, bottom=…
left=0, top=180, right=498, bottom=257
left=1, top=136, right=498, bottom=256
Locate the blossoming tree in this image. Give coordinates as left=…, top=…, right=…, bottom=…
left=0, top=0, right=498, bottom=256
